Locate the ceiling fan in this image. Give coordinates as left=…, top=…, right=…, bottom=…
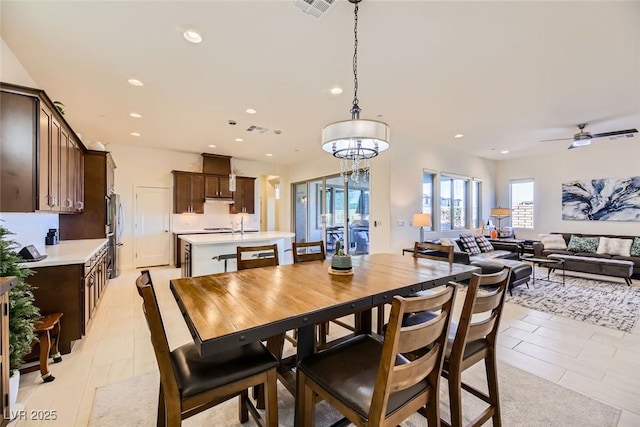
left=540, top=123, right=638, bottom=149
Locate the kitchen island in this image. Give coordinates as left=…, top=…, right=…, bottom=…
left=179, top=231, right=295, bottom=277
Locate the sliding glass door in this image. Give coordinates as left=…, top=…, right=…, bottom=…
left=293, top=175, right=370, bottom=257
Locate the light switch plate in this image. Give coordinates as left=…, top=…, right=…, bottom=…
left=398, top=220, right=405, bottom=226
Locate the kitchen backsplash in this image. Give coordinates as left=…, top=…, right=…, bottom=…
left=172, top=202, right=259, bottom=231
left=0, top=212, right=59, bottom=251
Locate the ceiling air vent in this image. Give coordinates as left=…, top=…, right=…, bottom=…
left=292, top=0, right=337, bottom=20
left=609, top=133, right=636, bottom=141
left=246, top=125, right=269, bottom=133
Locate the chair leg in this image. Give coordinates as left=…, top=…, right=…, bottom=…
left=485, top=353, right=502, bottom=427
left=298, top=372, right=315, bottom=427
left=376, top=304, right=385, bottom=335
left=39, top=331, right=54, bottom=382
left=264, top=369, right=278, bottom=427
left=238, top=389, right=249, bottom=423
left=157, top=383, right=166, bottom=427
left=448, top=368, right=463, bottom=427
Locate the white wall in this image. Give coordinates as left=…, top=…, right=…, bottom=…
left=0, top=38, right=38, bottom=87
left=0, top=213, right=58, bottom=252
left=285, top=142, right=496, bottom=254
left=107, top=143, right=277, bottom=270
left=495, top=142, right=640, bottom=239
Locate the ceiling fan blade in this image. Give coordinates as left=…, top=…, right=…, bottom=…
left=540, top=137, right=573, bottom=142
left=591, top=128, right=638, bottom=139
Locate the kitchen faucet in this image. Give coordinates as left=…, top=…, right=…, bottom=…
left=240, top=216, right=244, bottom=236
left=230, top=221, right=235, bottom=236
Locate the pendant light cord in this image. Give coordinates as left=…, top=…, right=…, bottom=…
left=351, top=2, right=361, bottom=119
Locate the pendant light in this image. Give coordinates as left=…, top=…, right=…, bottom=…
left=321, top=0, right=390, bottom=184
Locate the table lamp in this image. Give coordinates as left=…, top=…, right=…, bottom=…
left=490, top=207, right=511, bottom=231
left=412, top=213, right=432, bottom=243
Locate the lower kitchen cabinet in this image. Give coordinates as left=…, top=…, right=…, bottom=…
left=26, top=243, right=109, bottom=354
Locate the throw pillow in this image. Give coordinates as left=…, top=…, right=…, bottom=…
left=567, top=235, right=600, bottom=253
left=596, top=237, right=633, bottom=257
left=459, top=234, right=482, bottom=254
left=539, top=234, right=567, bottom=250
left=631, top=237, right=640, bottom=257
left=475, top=235, right=495, bottom=253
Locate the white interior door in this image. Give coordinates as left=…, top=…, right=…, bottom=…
left=134, top=186, right=171, bottom=267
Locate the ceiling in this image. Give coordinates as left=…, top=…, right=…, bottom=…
left=2, top=1, right=639, bottom=165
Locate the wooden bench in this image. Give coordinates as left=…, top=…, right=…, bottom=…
left=21, top=313, right=63, bottom=382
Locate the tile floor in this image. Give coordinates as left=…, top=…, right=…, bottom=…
left=9, top=266, right=640, bottom=426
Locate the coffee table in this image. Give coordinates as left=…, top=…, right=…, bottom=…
left=521, top=256, right=565, bottom=285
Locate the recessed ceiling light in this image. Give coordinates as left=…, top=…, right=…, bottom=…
left=129, top=112, right=142, bottom=118
left=183, top=30, right=202, bottom=44
left=454, top=133, right=464, bottom=138
left=235, top=138, right=243, bottom=142
left=330, top=87, right=343, bottom=95
left=246, top=108, right=257, bottom=114
left=130, top=132, right=141, bottom=137
left=128, top=79, right=144, bottom=86
left=208, top=144, right=216, bottom=148
left=266, top=153, right=273, bottom=157
left=500, top=150, right=509, bottom=154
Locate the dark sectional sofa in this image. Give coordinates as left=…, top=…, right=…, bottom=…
left=533, top=232, right=639, bottom=281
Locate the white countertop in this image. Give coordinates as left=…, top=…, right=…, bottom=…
left=173, top=229, right=259, bottom=234
left=179, top=231, right=295, bottom=245
left=21, top=239, right=108, bottom=268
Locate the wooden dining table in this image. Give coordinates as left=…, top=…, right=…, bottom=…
left=170, top=253, right=479, bottom=423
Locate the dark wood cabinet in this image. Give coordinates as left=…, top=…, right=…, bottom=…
left=0, top=277, right=16, bottom=424
left=173, top=172, right=204, bottom=214
left=230, top=176, right=256, bottom=214
left=0, top=83, right=84, bottom=213
left=27, top=243, right=109, bottom=354
left=59, top=151, right=115, bottom=240
left=204, top=174, right=232, bottom=199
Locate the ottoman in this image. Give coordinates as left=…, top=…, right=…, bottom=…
left=470, top=258, right=532, bottom=295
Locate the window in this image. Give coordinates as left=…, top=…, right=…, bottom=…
left=471, top=179, right=482, bottom=228
left=421, top=171, right=435, bottom=231
left=440, top=175, right=468, bottom=230
left=510, top=179, right=534, bottom=228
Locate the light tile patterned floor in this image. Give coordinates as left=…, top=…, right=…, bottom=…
left=9, top=267, right=640, bottom=426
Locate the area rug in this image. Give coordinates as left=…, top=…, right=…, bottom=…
left=89, top=361, right=620, bottom=427
left=507, top=268, right=640, bottom=332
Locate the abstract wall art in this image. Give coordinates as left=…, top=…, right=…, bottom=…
left=562, top=176, right=640, bottom=221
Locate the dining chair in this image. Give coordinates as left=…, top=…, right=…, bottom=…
left=297, top=284, right=457, bottom=427
left=441, top=268, right=511, bottom=427
left=135, top=270, right=278, bottom=427
left=236, top=244, right=279, bottom=270
left=376, top=241, right=455, bottom=334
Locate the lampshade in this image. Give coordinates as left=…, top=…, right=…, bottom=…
left=413, top=213, right=432, bottom=227
left=490, top=207, right=511, bottom=217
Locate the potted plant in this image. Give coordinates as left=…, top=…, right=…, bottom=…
left=0, top=224, right=41, bottom=411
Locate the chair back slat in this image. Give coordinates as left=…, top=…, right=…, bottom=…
left=414, top=242, right=454, bottom=267
left=450, top=268, right=511, bottom=366
left=293, top=241, right=326, bottom=263
left=237, top=244, right=279, bottom=270
left=369, top=285, right=456, bottom=420
left=396, top=312, right=448, bottom=354
left=466, top=315, right=498, bottom=343
left=472, top=289, right=504, bottom=314
left=389, top=344, right=440, bottom=392
left=135, top=270, right=180, bottom=399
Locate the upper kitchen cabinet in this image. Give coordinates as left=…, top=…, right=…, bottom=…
left=0, top=83, right=84, bottom=213
left=204, top=175, right=232, bottom=199
left=59, top=151, right=116, bottom=240
left=173, top=172, right=204, bottom=214
left=230, top=176, right=256, bottom=214
left=202, top=153, right=231, bottom=175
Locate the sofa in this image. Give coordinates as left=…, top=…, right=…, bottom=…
left=443, top=236, right=532, bottom=294
left=533, top=232, right=640, bottom=283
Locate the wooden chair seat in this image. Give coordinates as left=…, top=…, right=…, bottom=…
left=136, top=270, right=278, bottom=426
